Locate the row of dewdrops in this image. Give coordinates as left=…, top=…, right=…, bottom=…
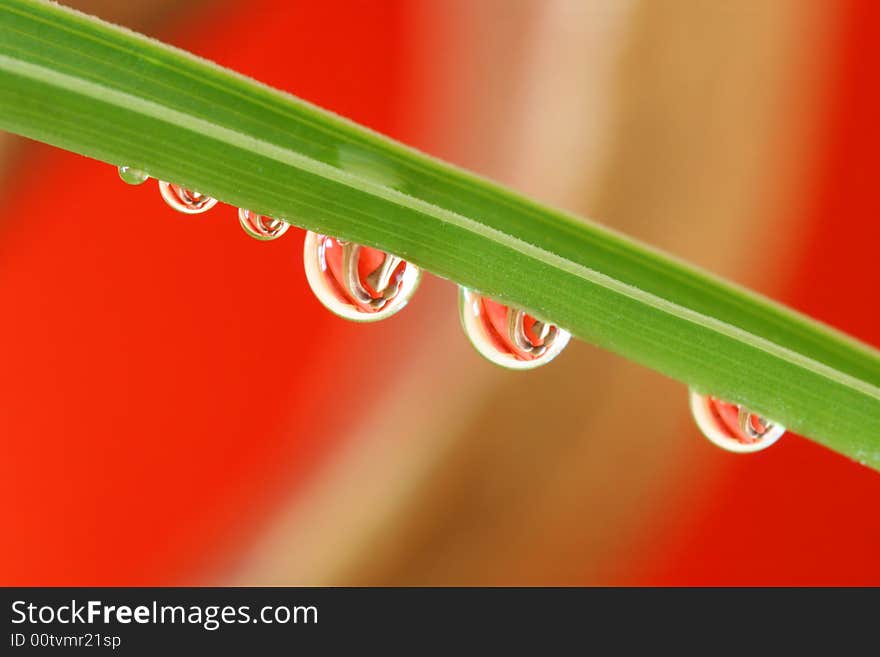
left=117, top=165, right=786, bottom=454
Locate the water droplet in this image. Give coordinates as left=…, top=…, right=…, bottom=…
left=689, top=389, right=785, bottom=453
left=458, top=287, right=570, bottom=370
left=303, top=231, right=421, bottom=322
left=158, top=181, right=218, bottom=214
left=238, top=208, right=290, bottom=241
left=118, top=165, right=148, bottom=185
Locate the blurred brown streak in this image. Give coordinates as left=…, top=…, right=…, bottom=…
left=61, top=0, right=201, bottom=26
left=225, top=0, right=834, bottom=586
left=330, top=0, right=832, bottom=585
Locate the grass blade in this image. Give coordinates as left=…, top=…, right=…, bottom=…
left=1, top=0, right=878, bottom=466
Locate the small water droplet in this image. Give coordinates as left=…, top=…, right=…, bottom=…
left=238, top=208, right=290, bottom=241
left=689, top=389, right=785, bottom=453
left=118, top=165, right=149, bottom=185
left=458, top=287, right=570, bottom=370
left=303, top=231, right=421, bottom=322
left=158, top=181, right=218, bottom=214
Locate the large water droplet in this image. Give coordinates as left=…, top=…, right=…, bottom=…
left=239, top=209, right=290, bottom=241
left=689, top=389, right=785, bottom=453
left=303, top=231, right=421, bottom=322
left=458, top=287, right=570, bottom=370
left=158, top=181, right=218, bottom=214
left=118, top=165, right=148, bottom=185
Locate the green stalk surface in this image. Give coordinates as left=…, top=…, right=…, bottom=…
left=1, top=0, right=878, bottom=466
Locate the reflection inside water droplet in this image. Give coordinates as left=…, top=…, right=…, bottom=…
left=689, top=389, right=785, bottom=453
left=158, top=181, right=218, bottom=214
left=238, top=209, right=289, bottom=241
left=458, top=287, right=570, bottom=370
left=118, top=166, right=149, bottom=185
left=303, top=231, right=421, bottom=322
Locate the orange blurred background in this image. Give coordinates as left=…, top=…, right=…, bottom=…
left=1, top=0, right=878, bottom=586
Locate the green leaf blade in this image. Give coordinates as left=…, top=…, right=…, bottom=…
left=1, top=0, right=878, bottom=466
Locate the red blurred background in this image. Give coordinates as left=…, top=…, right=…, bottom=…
left=1, top=0, right=878, bottom=585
